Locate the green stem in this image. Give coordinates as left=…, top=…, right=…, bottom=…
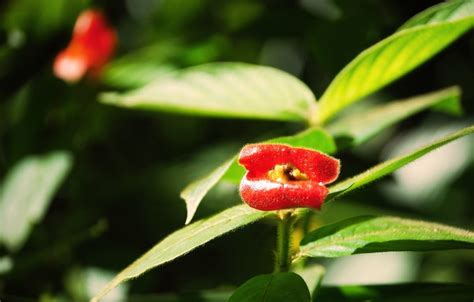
left=275, top=211, right=294, bottom=272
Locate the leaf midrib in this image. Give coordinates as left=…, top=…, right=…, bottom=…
left=262, top=274, right=274, bottom=302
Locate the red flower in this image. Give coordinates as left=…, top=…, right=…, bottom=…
left=238, top=144, right=340, bottom=211
left=54, top=9, right=117, bottom=82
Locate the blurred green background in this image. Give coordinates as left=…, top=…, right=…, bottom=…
left=0, top=0, right=473, bottom=300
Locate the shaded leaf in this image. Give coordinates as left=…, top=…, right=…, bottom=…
left=101, top=41, right=181, bottom=88
left=0, top=151, right=73, bottom=251
left=181, top=159, right=234, bottom=224
left=100, top=62, right=315, bottom=121
left=299, top=216, right=474, bottom=258
left=92, top=205, right=273, bottom=302
left=316, top=0, right=474, bottom=123
left=328, top=125, right=474, bottom=199
left=229, top=272, right=311, bottom=302
left=327, top=86, right=462, bottom=148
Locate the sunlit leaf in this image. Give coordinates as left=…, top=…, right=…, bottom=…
left=316, top=0, right=474, bottom=123
left=229, top=272, right=311, bottom=302
left=327, top=86, right=462, bottom=148
left=0, top=151, right=73, bottom=251
left=299, top=216, right=474, bottom=258
left=100, top=62, right=316, bottom=121
left=92, top=205, right=273, bottom=302
left=328, top=125, right=474, bottom=199
left=181, top=127, right=336, bottom=224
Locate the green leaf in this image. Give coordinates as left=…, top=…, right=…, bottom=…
left=316, top=0, right=474, bottom=123
left=100, top=62, right=316, bottom=121
left=316, top=283, right=474, bottom=302
left=0, top=151, right=73, bottom=251
left=328, top=125, right=474, bottom=199
left=268, top=127, right=337, bottom=153
left=299, top=216, right=474, bottom=258
left=229, top=272, right=311, bottom=302
left=181, top=159, right=234, bottom=225
left=327, top=86, right=462, bottom=148
left=102, top=62, right=175, bottom=89
left=181, top=127, right=336, bottom=224
left=91, top=205, right=273, bottom=302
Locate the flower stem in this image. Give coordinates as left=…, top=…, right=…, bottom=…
left=275, top=211, right=294, bottom=273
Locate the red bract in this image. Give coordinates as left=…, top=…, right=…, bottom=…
left=238, top=144, right=340, bottom=211
left=54, top=9, right=117, bottom=83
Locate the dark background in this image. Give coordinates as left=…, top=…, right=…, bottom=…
left=0, top=0, right=473, bottom=300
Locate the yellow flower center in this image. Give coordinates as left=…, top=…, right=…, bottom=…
left=267, top=164, right=309, bottom=183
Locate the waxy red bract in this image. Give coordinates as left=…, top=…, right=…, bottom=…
left=54, top=9, right=117, bottom=82
left=238, top=144, right=340, bottom=211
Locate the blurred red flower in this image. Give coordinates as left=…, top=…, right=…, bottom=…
left=54, top=9, right=117, bottom=82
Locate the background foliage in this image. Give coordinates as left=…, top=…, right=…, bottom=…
left=0, top=0, right=473, bottom=300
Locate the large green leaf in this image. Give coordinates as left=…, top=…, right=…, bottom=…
left=327, top=86, right=462, bottom=148
left=316, top=0, right=474, bottom=123
left=328, top=125, right=474, bottom=199
left=0, top=151, right=72, bottom=251
left=91, top=205, right=273, bottom=302
left=181, top=127, right=336, bottom=224
left=100, top=62, right=316, bottom=121
left=316, top=283, right=474, bottom=302
left=299, top=216, right=474, bottom=258
left=102, top=62, right=175, bottom=89
left=228, top=272, right=311, bottom=302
